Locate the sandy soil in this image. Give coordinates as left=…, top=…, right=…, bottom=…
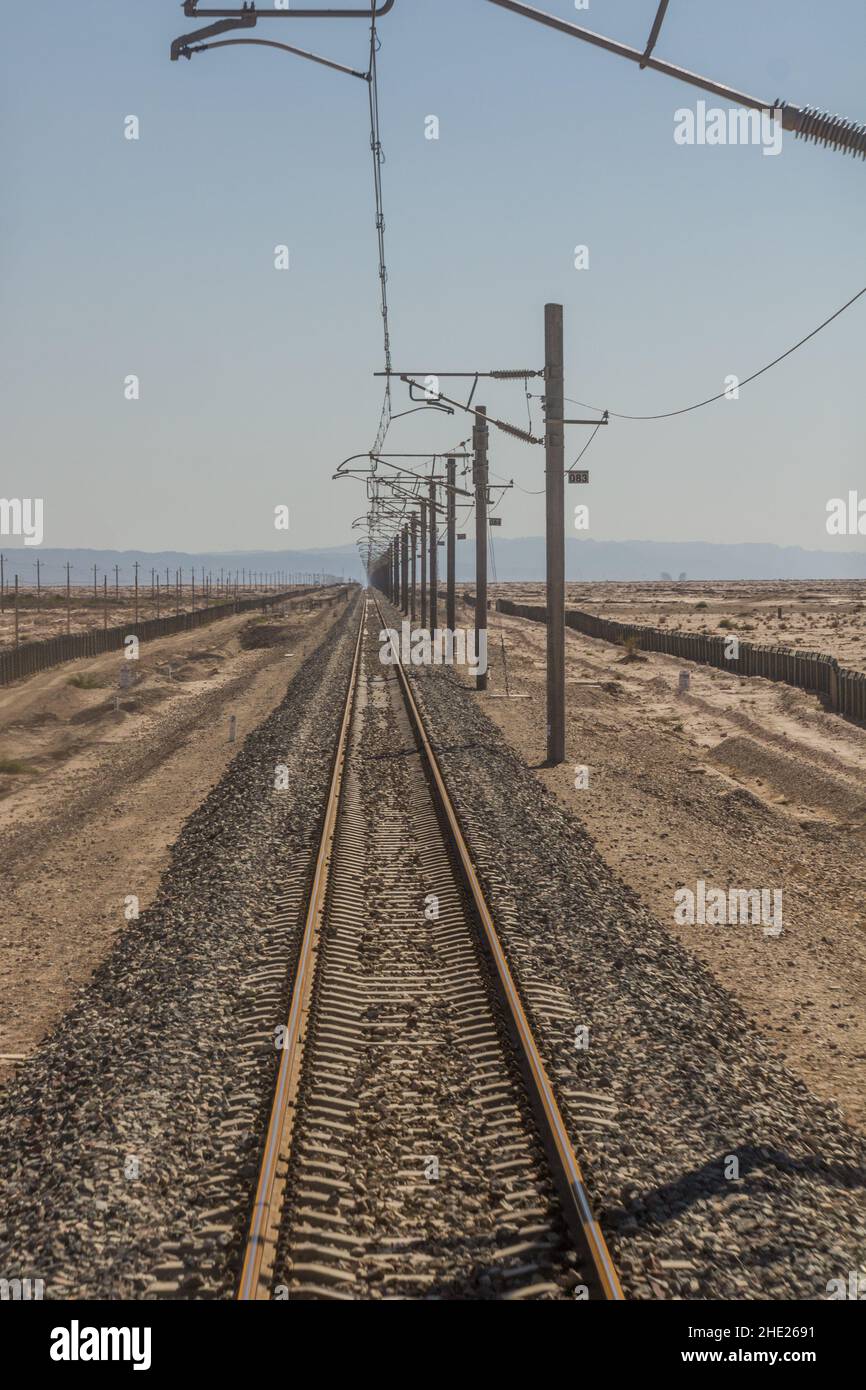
left=493, top=581, right=866, bottom=671
left=455, top=592, right=866, bottom=1132
left=0, top=590, right=351, bottom=1080
left=0, top=584, right=291, bottom=652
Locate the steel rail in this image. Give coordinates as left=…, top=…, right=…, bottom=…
left=370, top=593, right=624, bottom=1301
left=239, top=591, right=624, bottom=1299
left=237, top=601, right=366, bottom=1300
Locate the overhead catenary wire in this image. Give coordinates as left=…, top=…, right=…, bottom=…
left=367, top=11, right=393, bottom=455
left=167, top=4, right=399, bottom=567
left=565, top=284, right=866, bottom=421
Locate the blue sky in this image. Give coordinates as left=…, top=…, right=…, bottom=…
left=1, top=0, right=864, bottom=555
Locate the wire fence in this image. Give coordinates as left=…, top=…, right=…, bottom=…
left=494, top=597, right=866, bottom=723
left=0, top=587, right=333, bottom=688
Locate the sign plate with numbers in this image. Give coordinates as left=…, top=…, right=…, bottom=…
left=568, top=470, right=590, bottom=484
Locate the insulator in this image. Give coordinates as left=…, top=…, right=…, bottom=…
left=493, top=418, right=542, bottom=444
left=780, top=102, right=866, bottom=159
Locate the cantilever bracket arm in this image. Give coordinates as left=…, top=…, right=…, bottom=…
left=171, top=13, right=256, bottom=60
left=391, top=403, right=455, bottom=420
left=334, top=452, right=379, bottom=479
left=183, top=1, right=395, bottom=17
left=485, top=0, right=866, bottom=159
left=176, top=36, right=371, bottom=79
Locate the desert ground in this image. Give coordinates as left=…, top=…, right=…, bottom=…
left=4, top=577, right=863, bottom=1130
left=0, top=587, right=351, bottom=1082
left=0, top=582, right=294, bottom=651
left=455, top=582, right=866, bottom=1132
left=1, top=581, right=864, bottom=1305
left=492, top=580, right=866, bottom=670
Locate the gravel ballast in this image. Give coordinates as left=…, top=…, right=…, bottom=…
left=0, top=595, right=362, bottom=1300
left=401, top=644, right=866, bottom=1300
left=2, top=585, right=864, bottom=1301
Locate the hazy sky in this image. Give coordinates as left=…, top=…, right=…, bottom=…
left=1, top=0, right=864, bottom=556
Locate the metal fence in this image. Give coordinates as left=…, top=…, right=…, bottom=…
left=494, top=598, right=866, bottom=722
left=0, top=587, right=332, bottom=688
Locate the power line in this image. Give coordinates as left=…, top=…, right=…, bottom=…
left=565, top=284, right=866, bottom=422
left=367, top=13, right=392, bottom=454
left=570, top=416, right=605, bottom=465
left=487, top=408, right=605, bottom=496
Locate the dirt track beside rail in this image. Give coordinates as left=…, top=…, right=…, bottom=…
left=457, top=596, right=866, bottom=1134
left=0, top=591, right=352, bottom=1080
left=398, top=607, right=866, bottom=1301
left=0, top=597, right=362, bottom=1299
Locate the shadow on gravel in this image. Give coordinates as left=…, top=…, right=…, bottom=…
left=431, top=738, right=511, bottom=760
left=609, top=1145, right=866, bottom=1230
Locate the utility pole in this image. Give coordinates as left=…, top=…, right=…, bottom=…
left=134, top=562, right=140, bottom=624
left=446, top=457, right=456, bottom=632
left=428, top=476, right=438, bottom=630
left=419, top=499, right=428, bottom=630
left=93, top=564, right=98, bottom=601
left=474, top=406, right=489, bottom=692
left=410, top=512, right=417, bottom=623
left=65, top=562, right=72, bottom=635
left=114, top=564, right=120, bottom=600
left=14, top=576, right=20, bottom=647
left=35, top=559, right=41, bottom=612
left=0, top=553, right=4, bottom=613
left=401, top=524, right=409, bottom=614
left=103, top=575, right=109, bottom=630
left=544, top=303, right=566, bottom=764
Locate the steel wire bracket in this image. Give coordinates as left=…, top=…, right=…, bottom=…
left=172, top=1, right=395, bottom=65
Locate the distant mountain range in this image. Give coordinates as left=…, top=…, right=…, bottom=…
left=492, top=538, right=866, bottom=581
left=0, top=539, right=862, bottom=585
left=0, top=548, right=355, bottom=587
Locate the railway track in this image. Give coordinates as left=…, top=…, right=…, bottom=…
left=238, top=594, right=622, bottom=1300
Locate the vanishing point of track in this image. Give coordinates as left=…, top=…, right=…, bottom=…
left=238, top=594, right=623, bottom=1300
